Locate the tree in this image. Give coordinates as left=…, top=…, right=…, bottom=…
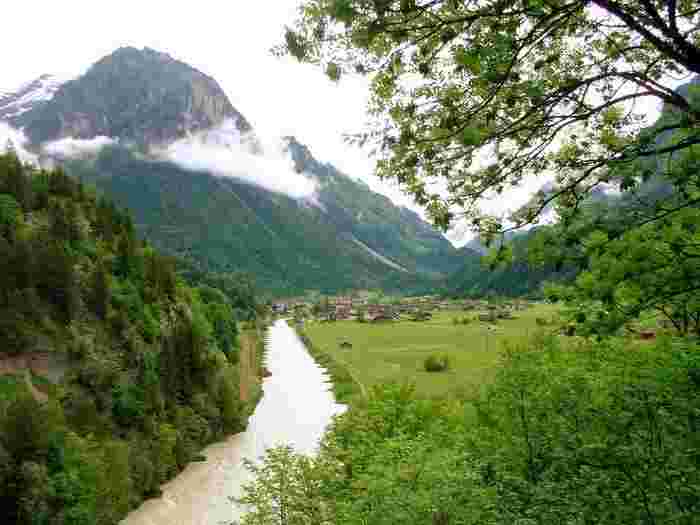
left=542, top=204, right=700, bottom=335
left=35, top=242, right=80, bottom=323
left=0, top=395, right=52, bottom=463
left=236, top=446, right=334, bottom=525
left=279, top=1, right=700, bottom=236
left=1, top=156, right=33, bottom=212
left=49, top=201, right=71, bottom=240
left=0, top=194, right=21, bottom=234
left=90, top=262, right=111, bottom=320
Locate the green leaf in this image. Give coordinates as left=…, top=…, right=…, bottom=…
left=326, top=62, right=342, bottom=81
left=461, top=127, right=482, bottom=146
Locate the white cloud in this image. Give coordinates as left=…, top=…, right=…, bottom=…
left=0, top=122, right=38, bottom=165
left=160, top=120, right=318, bottom=200
left=43, top=136, right=117, bottom=158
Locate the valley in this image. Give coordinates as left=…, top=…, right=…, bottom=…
left=299, top=302, right=558, bottom=401
left=1, top=0, right=700, bottom=522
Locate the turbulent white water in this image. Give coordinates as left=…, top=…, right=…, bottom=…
left=121, top=320, right=345, bottom=525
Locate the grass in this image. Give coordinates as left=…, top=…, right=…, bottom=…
left=302, top=303, right=559, bottom=401
left=0, top=374, right=28, bottom=403
left=295, top=328, right=364, bottom=403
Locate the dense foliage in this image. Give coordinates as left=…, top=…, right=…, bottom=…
left=0, top=152, right=260, bottom=524
left=523, top=108, right=700, bottom=335
left=279, top=0, right=700, bottom=235
left=238, top=333, right=700, bottom=525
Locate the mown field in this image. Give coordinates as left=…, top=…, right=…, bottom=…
left=302, top=303, right=560, bottom=400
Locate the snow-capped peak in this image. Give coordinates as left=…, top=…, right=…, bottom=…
left=0, top=74, right=68, bottom=121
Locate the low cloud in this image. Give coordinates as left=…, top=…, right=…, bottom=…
left=0, top=122, right=38, bottom=164
left=160, top=120, right=318, bottom=200
left=43, top=135, right=117, bottom=158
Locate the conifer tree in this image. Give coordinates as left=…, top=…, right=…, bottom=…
left=90, top=262, right=111, bottom=320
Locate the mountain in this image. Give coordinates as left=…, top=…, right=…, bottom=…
left=10, top=47, right=252, bottom=145
left=1, top=47, right=468, bottom=295
left=284, top=137, right=463, bottom=276
left=446, top=230, right=575, bottom=298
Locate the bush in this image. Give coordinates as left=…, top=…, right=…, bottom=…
left=424, top=354, right=450, bottom=372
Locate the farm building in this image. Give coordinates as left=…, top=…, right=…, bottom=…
left=335, top=304, right=353, bottom=320
left=366, top=304, right=396, bottom=322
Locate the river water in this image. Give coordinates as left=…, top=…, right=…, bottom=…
left=122, top=319, right=346, bottom=525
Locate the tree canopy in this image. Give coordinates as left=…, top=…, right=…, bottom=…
left=278, top=0, right=700, bottom=237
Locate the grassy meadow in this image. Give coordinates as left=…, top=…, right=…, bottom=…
left=302, top=303, right=560, bottom=400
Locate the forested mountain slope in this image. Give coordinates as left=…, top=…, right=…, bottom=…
left=0, top=152, right=259, bottom=524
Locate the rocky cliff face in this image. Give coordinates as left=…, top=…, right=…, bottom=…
left=15, top=47, right=252, bottom=146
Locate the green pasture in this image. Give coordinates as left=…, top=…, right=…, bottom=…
left=303, top=303, right=560, bottom=400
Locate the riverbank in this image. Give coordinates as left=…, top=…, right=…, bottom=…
left=292, top=321, right=363, bottom=403
left=122, top=319, right=344, bottom=525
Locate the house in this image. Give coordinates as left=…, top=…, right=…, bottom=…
left=272, top=302, right=288, bottom=314
left=333, top=296, right=354, bottom=308
left=335, top=304, right=352, bottom=320
left=366, top=304, right=395, bottom=322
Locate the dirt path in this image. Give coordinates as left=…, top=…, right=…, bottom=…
left=23, top=370, right=48, bottom=403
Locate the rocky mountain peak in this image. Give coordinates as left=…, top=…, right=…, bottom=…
left=13, top=47, right=252, bottom=146
left=282, top=136, right=316, bottom=173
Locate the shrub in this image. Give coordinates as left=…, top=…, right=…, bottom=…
left=424, top=354, right=450, bottom=372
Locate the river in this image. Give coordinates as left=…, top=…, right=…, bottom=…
left=121, top=319, right=346, bottom=525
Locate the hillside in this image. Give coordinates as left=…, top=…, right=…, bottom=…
left=0, top=47, right=468, bottom=296
left=446, top=231, right=576, bottom=298
left=0, top=151, right=260, bottom=523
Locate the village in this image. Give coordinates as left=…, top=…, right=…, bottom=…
left=271, top=294, right=535, bottom=324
